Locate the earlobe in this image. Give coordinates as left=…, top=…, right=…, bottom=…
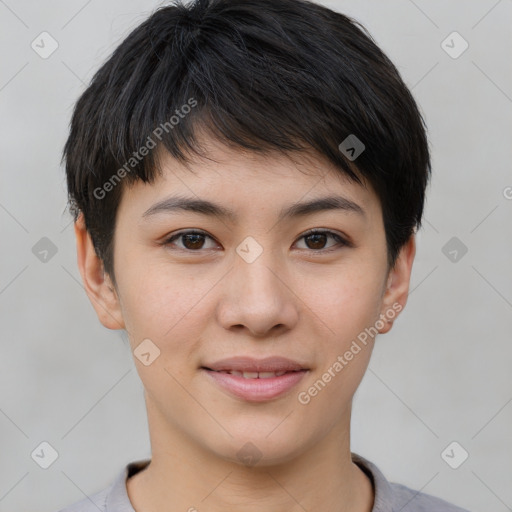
left=377, top=235, right=416, bottom=334
left=74, top=213, right=125, bottom=330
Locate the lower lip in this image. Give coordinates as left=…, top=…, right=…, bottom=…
left=202, top=369, right=308, bottom=402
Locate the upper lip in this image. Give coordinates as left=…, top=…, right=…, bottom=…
left=202, top=356, right=308, bottom=373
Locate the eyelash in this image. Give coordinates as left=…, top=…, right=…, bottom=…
left=162, top=229, right=351, bottom=254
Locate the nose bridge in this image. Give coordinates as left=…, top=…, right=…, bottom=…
left=234, top=240, right=285, bottom=310
left=216, top=237, right=298, bottom=336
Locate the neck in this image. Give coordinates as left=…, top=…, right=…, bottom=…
left=127, top=400, right=374, bottom=512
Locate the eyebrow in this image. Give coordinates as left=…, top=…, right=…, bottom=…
left=141, top=194, right=366, bottom=222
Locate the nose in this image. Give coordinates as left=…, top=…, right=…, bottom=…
left=215, top=250, right=299, bottom=338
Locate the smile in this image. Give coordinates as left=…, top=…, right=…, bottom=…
left=201, top=367, right=308, bottom=402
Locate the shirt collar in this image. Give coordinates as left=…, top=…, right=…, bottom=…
left=351, top=452, right=394, bottom=512
left=106, top=459, right=150, bottom=511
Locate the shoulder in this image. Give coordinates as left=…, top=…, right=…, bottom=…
left=56, top=487, right=109, bottom=512
left=389, top=482, right=470, bottom=512
left=55, top=459, right=150, bottom=512
left=351, top=453, right=470, bottom=512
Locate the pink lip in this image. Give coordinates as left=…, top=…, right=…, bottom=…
left=202, top=368, right=308, bottom=402
left=201, top=356, right=309, bottom=402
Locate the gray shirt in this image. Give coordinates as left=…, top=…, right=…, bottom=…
left=58, top=453, right=470, bottom=511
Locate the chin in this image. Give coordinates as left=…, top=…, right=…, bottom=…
left=205, top=425, right=313, bottom=469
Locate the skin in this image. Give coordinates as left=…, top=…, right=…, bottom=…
left=75, top=136, right=416, bottom=512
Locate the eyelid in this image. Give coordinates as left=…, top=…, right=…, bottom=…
left=300, top=228, right=352, bottom=246
left=164, top=229, right=219, bottom=250
left=163, top=228, right=352, bottom=252
left=295, top=229, right=352, bottom=252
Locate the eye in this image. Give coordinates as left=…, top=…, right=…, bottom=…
left=163, top=229, right=349, bottom=253
left=294, top=229, right=349, bottom=252
left=164, top=230, right=218, bottom=251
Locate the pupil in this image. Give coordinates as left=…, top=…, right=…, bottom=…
left=307, top=233, right=326, bottom=249
left=184, top=234, right=204, bottom=249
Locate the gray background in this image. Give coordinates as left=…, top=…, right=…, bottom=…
left=1, top=1, right=511, bottom=511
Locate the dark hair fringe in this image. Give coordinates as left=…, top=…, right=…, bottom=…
left=64, top=0, right=431, bottom=284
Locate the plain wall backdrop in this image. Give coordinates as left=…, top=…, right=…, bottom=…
left=0, top=1, right=511, bottom=511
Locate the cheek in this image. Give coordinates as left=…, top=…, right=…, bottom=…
left=294, top=269, right=382, bottom=428
left=117, top=256, right=215, bottom=340
left=117, top=264, right=209, bottom=395
left=301, top=263, right=384, bottom=341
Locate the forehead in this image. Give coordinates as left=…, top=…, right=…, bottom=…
left=162, top=137, right=364, bottom=187
left=118, top=138, right=381, bottom=224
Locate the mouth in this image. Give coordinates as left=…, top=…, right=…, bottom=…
left=202, top=369, right=295, bottom=379
left=201, top=355, right=308, bottom=373
left=200, top=357, right=309, bottom=402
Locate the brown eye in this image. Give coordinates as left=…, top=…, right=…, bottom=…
left=304, top=232, right=328, bottom=250
left=163, top=229, right=349, bottom=253
left=181, top=233, right=206, bottom=250
left=296, top=230, right=348, bottom=252
left=164, top=231, right=217, bottom=251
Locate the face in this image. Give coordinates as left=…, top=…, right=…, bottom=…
left=76, top=137, right=415, bottom=467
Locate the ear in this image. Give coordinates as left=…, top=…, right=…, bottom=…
left=74, top=212, right=125, bottom=330
left=377, top=234, right=416, bottom=334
